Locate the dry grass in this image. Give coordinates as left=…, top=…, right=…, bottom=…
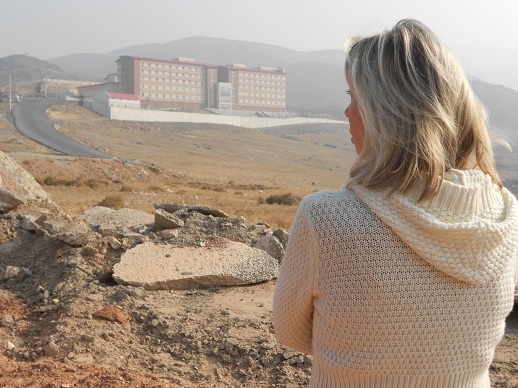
left=4, top=104, right=358, bottom=228
left=97, top=195, right=125, bottom=210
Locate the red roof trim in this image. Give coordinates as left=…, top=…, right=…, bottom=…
left=107, top=92, right=140, bottom=100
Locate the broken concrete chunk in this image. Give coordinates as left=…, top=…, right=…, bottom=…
left=254, top=234, right=285, bottom=264
left=154, top=208, right=185, bottom=230
left=154, top=203, right=229, bottom=218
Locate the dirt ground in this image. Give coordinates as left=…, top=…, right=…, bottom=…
left=0, top=103, right=517, bottom=387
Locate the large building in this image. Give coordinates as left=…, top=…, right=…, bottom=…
left=218, top=64, right=286, bottom=112
left=116, top=55, right=286, bottom=112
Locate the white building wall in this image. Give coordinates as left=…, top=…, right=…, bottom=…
left=108, top=98, right=140, bottom=109
left=91, top=93, right=111, bottom=117
left=108, top=106, right=343, bottom=129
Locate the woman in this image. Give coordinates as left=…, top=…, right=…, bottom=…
left=273, top=19, right=518, bottom=387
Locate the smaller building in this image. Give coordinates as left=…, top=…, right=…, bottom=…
left=91, top=92, right=140, bottom=117
left=77, top=82, right=121, bottom=99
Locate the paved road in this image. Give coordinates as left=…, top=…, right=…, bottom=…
left=12, top=98, right=112, bottom=159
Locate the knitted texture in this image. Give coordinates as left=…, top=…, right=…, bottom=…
left=273, top=169, right=518, bottom=388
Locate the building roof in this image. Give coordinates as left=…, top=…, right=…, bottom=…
left=77, top=81, right=119, bottom=89
left=107, top=92, right=140, bottom=100
left=117, top=55, right=218, bottom=68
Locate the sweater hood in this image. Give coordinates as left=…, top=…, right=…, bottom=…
left=349, top=169, right=518, bottom=285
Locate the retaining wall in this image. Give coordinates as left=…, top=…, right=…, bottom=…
left=109, top=107, right=344, bottom=129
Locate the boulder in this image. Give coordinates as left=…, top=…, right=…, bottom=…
left=81, top=206, right=154, bottom=230
left=0, top=151, right=56, bottom=212
left=254, top=234, right=285, bottom=264
left=154, top=208, right=184, bottom=229
left=273, top=228, right=289, bottom=248
left=112, top=239, right=278, bottom=290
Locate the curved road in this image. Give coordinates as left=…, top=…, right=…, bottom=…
left=12, top=98, right=112, bottom=159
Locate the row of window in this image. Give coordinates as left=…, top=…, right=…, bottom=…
left=140, top=70, right=202, bottom=77
left=141, top=83, right=202, bottom=91
left=141, top=93, right=203, bottom=101
left=141, top=78, right=201, bottom=85
left=140, top=77, right=201, bottom=85
left=240, top=99, right=286, bottom=106
left=239, top=86, right=285, bottom=92
left=239, top=78, right=286, bottom=85
left=141, top=63, right=203, bottom=72
left=238, top=73, right=284, bottom=80
left=238, top=92, right=286, bottom=99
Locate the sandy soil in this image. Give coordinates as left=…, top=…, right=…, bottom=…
left=0, top=103, right=517, bottom=387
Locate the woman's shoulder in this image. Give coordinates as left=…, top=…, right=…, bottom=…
left=300, top=188, right=366, bottom=212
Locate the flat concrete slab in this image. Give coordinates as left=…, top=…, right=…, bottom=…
left=112, top=239, right=278, bottom=290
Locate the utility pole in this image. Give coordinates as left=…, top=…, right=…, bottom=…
left=13, top=69, right=16, bottom=97
left=8, top=74, right=12, bottom=112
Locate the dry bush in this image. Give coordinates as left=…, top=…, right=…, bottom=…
left=227, top=181, right=270, bottom=191
left=188, top=181, right=227, bottom=192
left=43, top=176, right=79, bottom=187
left=120, top=184, right=135, bottom=193
left=265, top=193, right=301, bottom=206
left=148, top=185, right=164, bottom=192
left=22, top=160, right=34, bottom=167
left=82, top=178, right=104, bottom=189
left=98, top=195, right=125, bottom=210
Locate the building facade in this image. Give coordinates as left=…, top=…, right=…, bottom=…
left=117, top=56, right=218, bottom=110
left=117, top=56, right=286, bottom=112
left=217, top=64, right=286, bottom=112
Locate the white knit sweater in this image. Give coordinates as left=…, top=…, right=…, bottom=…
left=273, top=169, right=518, bottom=387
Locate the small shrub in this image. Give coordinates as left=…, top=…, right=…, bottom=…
left=98, top=195, right=125, bottom=210
left=43, top=176, right=79, bottom=187
left=265, top=193, right=301, bottom=206
left=83, top=178, right=100, bottom=189
left=120, top=184, right=134, bottom=192
left=148, top=185, right=164, bottom=192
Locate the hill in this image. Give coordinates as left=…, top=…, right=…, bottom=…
left=0, top=55, right=66, bottom=83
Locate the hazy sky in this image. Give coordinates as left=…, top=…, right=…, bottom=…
left=2, top=0, right=518, bottom=87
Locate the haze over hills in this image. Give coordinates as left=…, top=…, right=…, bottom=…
left=47, top=37, right=518, bottom=130
left=1, top=37, right=517, bottom=131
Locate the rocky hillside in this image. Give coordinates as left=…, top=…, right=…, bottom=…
left=0, top=150, right=313, bottom=387
left=0, top=144, right=517, bottom=386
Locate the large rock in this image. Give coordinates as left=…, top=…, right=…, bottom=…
left=254, top=234, right=285, bottom=264
left=0, top=152, right=56, bottom=212
left=112, top=239, right=279, bottom=290
left=154, top=208, right=184, bottom=229
left=81, top=206, right=154, bottom=230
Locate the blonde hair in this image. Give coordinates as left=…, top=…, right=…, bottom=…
left=345, top=19, right=501, bottom=201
